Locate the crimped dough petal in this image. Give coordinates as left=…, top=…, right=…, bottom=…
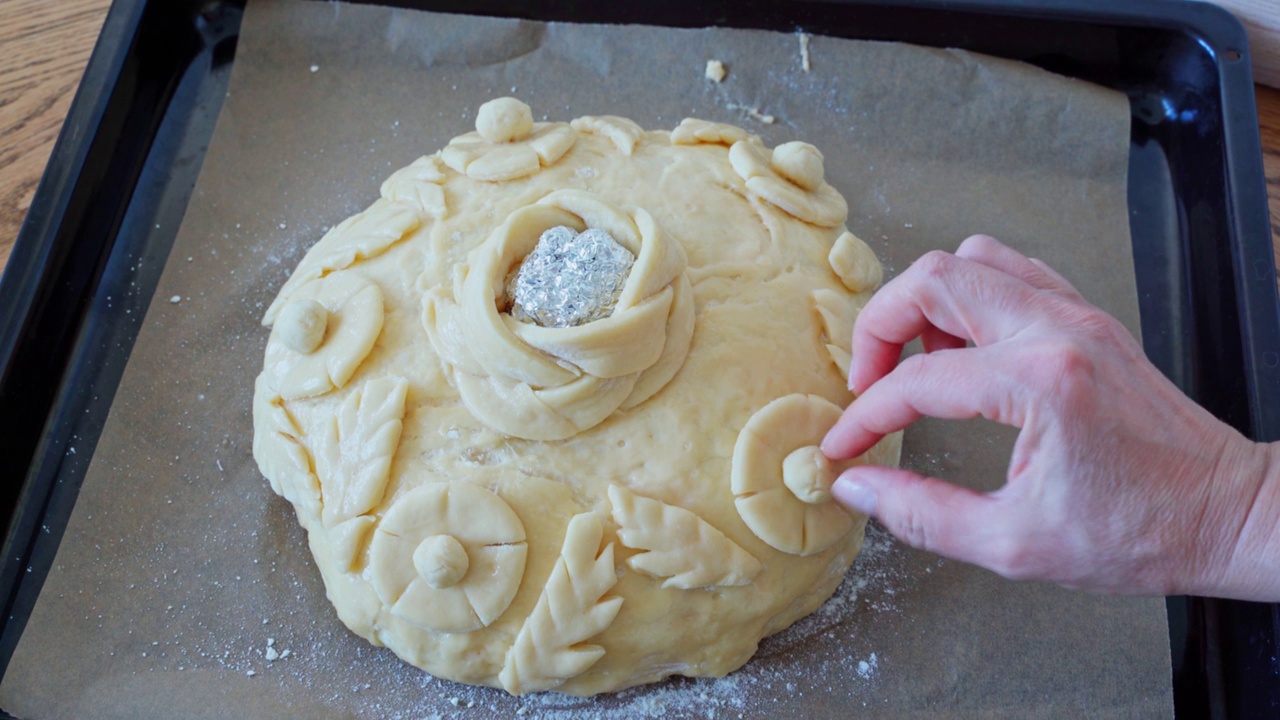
left=571, top=115, right=645, bottom=156
left=670, top=118, right=754, bottom=146
left=829, top=230, right=882, bottom=293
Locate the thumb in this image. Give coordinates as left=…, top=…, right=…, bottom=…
left=832, top=465, right=1000, bottom=567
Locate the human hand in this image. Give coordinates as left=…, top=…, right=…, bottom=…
left=821, top=235, right=1280, bottom=599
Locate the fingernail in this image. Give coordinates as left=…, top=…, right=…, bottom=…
left=833, top=471, right=878, bottom=516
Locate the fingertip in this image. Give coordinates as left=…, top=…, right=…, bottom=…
left=832, top=468, right=880, bottom=516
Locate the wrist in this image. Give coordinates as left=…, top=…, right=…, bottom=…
left=1181, top=436, right=1280, bottom=600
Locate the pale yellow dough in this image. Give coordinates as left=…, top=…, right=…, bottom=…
left=252, top=98, right=899, bottom=696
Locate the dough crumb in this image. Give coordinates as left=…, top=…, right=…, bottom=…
left=798, top=33, right=812, bottom=72
left=727, top=103, right=775, bottom=125
left=168, top=295, right=182, bottom=304
left=705, top=59, right=727, bottom=83
left=309, top=65, right=319, bottom=73
left=246, top=670, right=256, bottom=677
left=265, top=647, right=279, bottom=661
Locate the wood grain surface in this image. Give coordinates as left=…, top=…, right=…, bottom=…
left=0, top=0, right=110, bottom=272
left=0, top=0, right=1279, bottom=287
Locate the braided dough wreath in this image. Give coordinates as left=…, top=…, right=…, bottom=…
left=252, top=98, right=899, bottom=696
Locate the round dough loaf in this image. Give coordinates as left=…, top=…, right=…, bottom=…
left=252, top=99, right=900, bottom=696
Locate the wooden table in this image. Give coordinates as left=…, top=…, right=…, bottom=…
left=2, top=0, right=1280, bottom=281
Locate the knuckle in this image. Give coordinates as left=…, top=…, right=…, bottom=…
left=912, top=250, right=956, bottom=281
left=886, top=501, right=943, bottom=555
left=1021, top=337, right=1097, bottom=401
left=986, top=538, right=1039, bottom=581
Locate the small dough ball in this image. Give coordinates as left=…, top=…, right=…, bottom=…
left=277, top=299, right=328, bottom=354
left=772, top=141, right=825, bottom=191
left=783, top=446, right=836, bottom=504
left=477, top=97, right=534, bottom=144
left=414, top=534, right=470, bottom=589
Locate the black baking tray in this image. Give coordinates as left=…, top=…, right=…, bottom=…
left=0, top=0, right=1277, bottom=717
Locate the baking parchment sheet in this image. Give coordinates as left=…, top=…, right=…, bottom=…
left=0, top=0, right=1173, bottom=717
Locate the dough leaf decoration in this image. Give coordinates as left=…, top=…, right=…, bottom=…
left=499, top=512, right=623, bottom=695
left=828, top=230, right=882, bottom=293
left=669, top=118, right=754, bottom=147
left=263, top=199, right=419, bottom=325
left=570, top=115, right=645, bottom=156
left=369, top=482, right=528, bottom=634
left=442, top=98, right=576, bottom=182
left=607, top=485, right=761, bottom=589
left=251, top=373, right=321, bottom=518
left=330, top=515, right=377, bottom=573
left=262, top=271, right=384, bottom=400
left=732, top=394, right=865, bottom=556
left=810, top=288, right=859, bottom=380
left=380, top=154, right=448, bottom=219
left=423, top=190, right=694, bottom=440
left=728, top=140, right=848, bottom=227
left=313, top=376, right=409, bottom=528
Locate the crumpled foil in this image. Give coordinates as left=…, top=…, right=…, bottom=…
left=507, top=225, right=635, bottom=328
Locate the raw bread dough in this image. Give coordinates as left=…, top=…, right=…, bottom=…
left=252, top=98, right=899, bottom=696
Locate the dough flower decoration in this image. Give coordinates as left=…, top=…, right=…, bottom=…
left=442, top=97, right=577, bottom=182
left=728, top=140, right=848, bottom=227
left=369, top=482, right=528, bottom=634
left=262, top=199, right=419, bottom=325
left=380, top=154, right=448, bottom=219
left=731, top=394, right=866, bottom=556
left=570, top=115, right=645, bottom=155
left=262, top=271, right=383, bottom=400
left=670, top=118, right=755, bottom=147
left=423, top=189, right=695, bottom=441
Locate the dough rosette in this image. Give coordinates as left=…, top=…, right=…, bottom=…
left=423, top=189, right=695, bottom=440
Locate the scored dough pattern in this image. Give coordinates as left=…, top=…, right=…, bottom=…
left=608, top=485, right=762, bottom=589
left=423, top=189, right=694, bottom=441
left=369, top=482, right=528, bottom=634
left=499, top=512, right=623, bottom=695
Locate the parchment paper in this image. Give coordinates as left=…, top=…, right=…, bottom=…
left=0, top=1, right=1173, bottom=717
